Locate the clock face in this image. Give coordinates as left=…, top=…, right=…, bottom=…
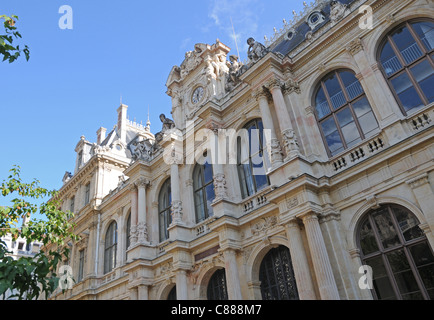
left=192, top=86, right=204, bottom=104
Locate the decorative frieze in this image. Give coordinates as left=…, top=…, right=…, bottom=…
left=251, top=216, right=279, bottom=236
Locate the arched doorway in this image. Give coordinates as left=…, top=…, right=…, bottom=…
left=259, top=245, right=299, bottom=300
left=207, top=269, right=228, bottom=300
left=167, top=286, right=177, bottom=300
left=357, top=204, right=434, bottom=300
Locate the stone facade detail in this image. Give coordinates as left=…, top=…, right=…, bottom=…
left=48, top=0, right=434, bottom=302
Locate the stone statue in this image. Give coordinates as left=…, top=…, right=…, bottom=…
left=225, top=55, right=243, bottom=92
left=247, top=37, right=269, bottom=65
left=155, top=114, right=176, bottom=143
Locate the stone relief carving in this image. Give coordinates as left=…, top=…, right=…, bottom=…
left=129, top=137, right=154, bottom=162
left=329, top=0, right=350, bottom=24
left=251, top=216, right=279, bottom=236
left=213, top=173, right=228, bottom=200
left=282, top=129, right=300, bottom=156
left=180, top=44, right=205, bottom=79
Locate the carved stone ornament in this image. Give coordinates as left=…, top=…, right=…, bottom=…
left=171, top=200, right=183, bottom=224
left=136, top=221, right=149, bottom=243
left=251, top=216, right=279, bottom=236
left=180, top=44, right=205, bottom=79
left=213, top=173, right=228, bottom=200
left=283, top=79, right=301, bottom=95
left=329, top=0, right=350, bottom=24
left=282, top=129, right=300, bottom=156
left=270, top=138, right=284, bottom=166
left=346, top=38, right=364, bottom=56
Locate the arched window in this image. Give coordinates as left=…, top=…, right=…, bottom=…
left=357, top=204, right=434, bottom=300
left=193, top=152, right=215, bottom=223
left=207, top=269, right=228, bottom=300
left=314, top=69, right=379, bottom=157
left=104, top=221, right=117, bottom=274
left=237, top=119, right=270, bottom=199
left=378, top=20, right=434, bottom=114
left=159, top=179, right=172, bottom=242
left=259, top=246, right=299, bottom=300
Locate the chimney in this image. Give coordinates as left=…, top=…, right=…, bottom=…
left=117, top=104, right=128, bottom=143
left=97, top=127, right=107, bottom=144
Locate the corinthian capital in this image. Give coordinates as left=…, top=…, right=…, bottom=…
left=265, top=77, right=284, bottom=91
left=252, top=87, right=271, bottom=101
left=135, top=177, right=151, bottom=189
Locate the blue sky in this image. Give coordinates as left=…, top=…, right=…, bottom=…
left=0, top=0, right=305, bottom=196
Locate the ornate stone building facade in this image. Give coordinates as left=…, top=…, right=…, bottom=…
left=51, top=0, right=434, bottom=300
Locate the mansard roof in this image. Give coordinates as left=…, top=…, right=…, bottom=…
left=271, top=0, right=358, bottom=57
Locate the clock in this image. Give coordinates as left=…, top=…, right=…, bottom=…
left=191, top=86, right=204, bottom=104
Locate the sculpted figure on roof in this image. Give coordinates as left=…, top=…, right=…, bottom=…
left=247, top=37, right=269, bottom=65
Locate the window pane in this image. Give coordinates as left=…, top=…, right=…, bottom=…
left=387, top=249, right=421, bottom=299
left=324, top=73, right=346, bottom=109
left=195, top=189, right=205, bottom=222
left=337, top=108, right=362, bottom=147
left=365, top=256, right=397, bottom=300
left=392, top=206, right=424, bottom=242
left=359, top=218, right=380, bottom=255
left=410, top=59, right=434, bottom=103
left=391, top=72, right=424, bottom=112
left=358, top=111, right=378, bottom=138
left=391, top=25, right=423, bottom=64
left=321, top=117, right=344, bottom=155
left=410, top=243, right=434, bottom=295
left=242, top=164, right=255, bottom=197
left=315, top=86, right=330, bottom=119
left=205, top=184, right=215, bottom=217
left=203, top=163, right=214, bottom=184
left=411, top=21, right=434, bottom=52
left=381, top=41, right=403, bottom=76
left=340, top=71, right=364, bottom=100
left=371, top=208, right=401, bottom=249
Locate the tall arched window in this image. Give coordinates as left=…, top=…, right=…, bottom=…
left=259, top=246, right=299, bottom=300
left=193, top=152, right=215, bottom=223
left=357, top=204, right=434, bottom=300
left=237, top=119, right=270, bottom=199
left=379, top=20, right=434, bottom=114
left=159, top=179, right=172, bottom=242
left=104, top=221, right=118, bottom=274
left=314, top=69, right=379, bottom=157
left=207, top=269, right=228, bottom=300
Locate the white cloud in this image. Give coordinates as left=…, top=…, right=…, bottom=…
left=208, top=0, right=264, bottom=60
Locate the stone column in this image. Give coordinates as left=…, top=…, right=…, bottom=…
left=136, top=178, right=150, bottom=244
left=346, top=38, right=400, bottom=123
left=266, top=78, right=300, bottom=160
left=176, top=270, right=189, bottom=300
left=129, top=184, right=138, bottom=246
left=137, top=285, right=149, bottom=300
left=223, top=249, right=243, bottom=300
left=284, top=219, right=317, bottom=300
left=129, top=287, right=138, bottom=300
left=253, top=87, right=283, bottom=168
left=406, top=173, right=434, bottom=250
left=171, top=164, right=183, bottom=225
left=348, top=248, right=374, bottom=300
left=301, top=212, right=340, bottom=300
